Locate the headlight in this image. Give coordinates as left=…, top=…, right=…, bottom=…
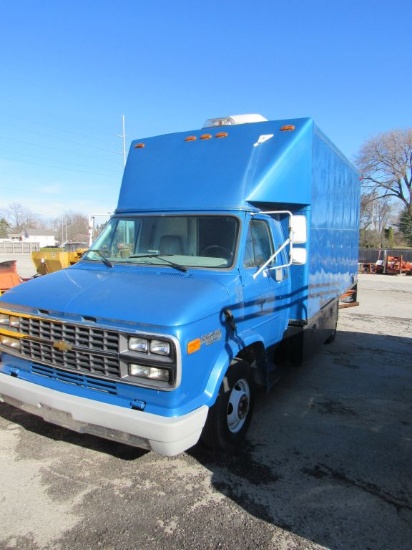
left=0, top=314, right=20, bottom=330
left=150, top=340, right=170, bottom=356
left=9, top=316, right=20, bottom=328
left=0, top=335, right=21, bottom=350
left=0, top=314, right=9, bottom=325
left=129, top=364, right=170, bottom=382
left=129, top=337, right=148, bottom=352
left=128, top=336, right=171, bottom=356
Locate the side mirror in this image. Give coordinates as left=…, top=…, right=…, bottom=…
left=291, top=247, right=307, bottom=265
left=291, top=215, right=307, bottom=244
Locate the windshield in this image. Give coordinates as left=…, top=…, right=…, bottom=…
left=84, top=215, right=239, bottom=269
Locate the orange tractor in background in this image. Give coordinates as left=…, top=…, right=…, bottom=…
left=0, top=260, right=23, bottom=294
left=374, top=254, right=412, bottom=275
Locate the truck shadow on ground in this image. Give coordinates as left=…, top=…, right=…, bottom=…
left=0, top=403, right=148, bottom=461
left=188, top=329, right=412, bottom=550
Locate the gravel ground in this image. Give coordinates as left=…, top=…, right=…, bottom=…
left=0, top=272, right=411, bottom=550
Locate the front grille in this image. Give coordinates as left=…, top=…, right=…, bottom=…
left=31, top=363, right=118, bottom=394
left=19, top=317, right=119, bottom=352
left=0, top=312, right=178, bottom=390
left=17, top=316, right=121, bottom=379
left=21, top=339, right=120, bottom=378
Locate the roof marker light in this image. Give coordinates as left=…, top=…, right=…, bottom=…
left=215, top=132, right=228, bottom=139
left=184, top=136, right=197, bottom=142
left=134, top=143, right=145, bottom=148
left=280, top=125, right=295, bottom=132
left=200, top=133, right=212, bottom=140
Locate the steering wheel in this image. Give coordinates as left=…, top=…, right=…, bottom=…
left=201, top=245, right=232, bottom=260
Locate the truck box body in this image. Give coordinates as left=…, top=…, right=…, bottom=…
left=120, top=117, right=359, bottom=320
left=0, top=116, right=359, bottom=455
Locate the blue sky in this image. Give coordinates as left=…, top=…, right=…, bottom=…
left=0, top=0, right=410, bottom=220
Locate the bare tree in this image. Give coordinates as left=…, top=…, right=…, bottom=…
left=356, top=129, right=412, bottom=219
left=373, top=197, right=393, bottom=248
left=53, top=211, right=89, bottom=244
left=1, top=203, right=39, bottom=232
left=359, top=191, right=394, bottom=247
left=359, top=191, right=375, bottom=233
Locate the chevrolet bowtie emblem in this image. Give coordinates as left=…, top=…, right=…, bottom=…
left=53, top=340, right=73, bottom=352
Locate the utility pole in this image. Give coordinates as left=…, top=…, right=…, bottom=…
left=121, top=114, right=126, bottom=167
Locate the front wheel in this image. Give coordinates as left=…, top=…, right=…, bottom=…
left=201, top=358, right=254, bottom=452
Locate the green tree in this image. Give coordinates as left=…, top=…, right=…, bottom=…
left=0, top=217, right=10, bottom=238
left=383, top=226, right=395, bottom=247
left=398, top=208, right=412, bottom=246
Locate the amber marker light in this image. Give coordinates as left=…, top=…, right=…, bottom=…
left=187, top=338, right=201, bottom=354
left=199, top=133, right=212, bottom=140
left=280, top=125, right=295, bottom=132
left=215, top=132, right=228, bottom=138
left=134, top=143, right=145, bottom=148
left=184, top=136, right=197, bottom=142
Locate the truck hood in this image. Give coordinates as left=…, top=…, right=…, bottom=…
left=1, top=264, right=232, bottom=329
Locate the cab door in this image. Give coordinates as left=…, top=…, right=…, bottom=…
left=238, top=217, right=290, bottom=347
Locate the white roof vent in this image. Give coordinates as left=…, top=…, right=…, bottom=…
left=202, top=114, right=267, bottom=128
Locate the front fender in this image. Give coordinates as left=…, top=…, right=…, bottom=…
left=203, top=328, right=266, bottom=405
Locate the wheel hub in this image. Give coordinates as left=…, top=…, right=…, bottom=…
left=237, top=393, right=249, bottom=419
left=227, top=379, right=250, bottom=433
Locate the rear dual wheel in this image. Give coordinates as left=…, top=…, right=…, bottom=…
left=201, top=358, right=254, bottom=452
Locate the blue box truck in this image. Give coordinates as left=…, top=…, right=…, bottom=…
left=0, top=115, right=359, bottom=456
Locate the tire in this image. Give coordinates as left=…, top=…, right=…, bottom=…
left=324, top=325, right=337, bottom=344
left=201, top=358, right=254, bottom=452
left=324, top=303, right=338, bottom=344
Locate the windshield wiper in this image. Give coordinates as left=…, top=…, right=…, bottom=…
left=86, top=249, right=113, bottom=268
left=129, top=254, right=187, bottom=273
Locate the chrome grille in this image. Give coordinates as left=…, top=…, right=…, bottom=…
left=18, top=316, right=121, bottom=379
left=21, top=339, right=121, bottom=378
left=19, top=317, right=119, bottom=352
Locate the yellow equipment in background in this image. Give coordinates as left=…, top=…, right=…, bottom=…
left=32, top=242, right=88, bottom=275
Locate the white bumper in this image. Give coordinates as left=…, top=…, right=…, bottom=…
left=0, top=375, right=208, bottom=456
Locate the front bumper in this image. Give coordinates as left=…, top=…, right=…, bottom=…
left=0, top=374, right=208, bottom=456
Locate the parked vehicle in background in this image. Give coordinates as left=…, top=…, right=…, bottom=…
left=32, top=242, right=88, bottom=275
left=0, top=261, right=22, bottom=294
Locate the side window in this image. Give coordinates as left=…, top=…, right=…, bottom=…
left=112, top=220, right=137, bottom=257
left=243, top=220, right=274, bottom=268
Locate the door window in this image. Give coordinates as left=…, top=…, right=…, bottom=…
left=243, top=220, right=274, bottom=268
